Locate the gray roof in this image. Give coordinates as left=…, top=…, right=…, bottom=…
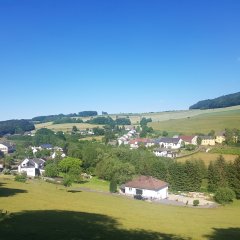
left=21, top=158, right=45, bottom=169
left=159, top=137, right=181, bottom=144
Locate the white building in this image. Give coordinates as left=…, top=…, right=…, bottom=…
left=18, top=158, right=45, bottom=177
left=179, top=136, right=198, bottom=145
left=157, top=137, right=183, bottom=149
left=0, top=142, right=15, bottom=154
left=153, top=148, right=178, bottom=158
left=123, top=175, right=168, bottom=200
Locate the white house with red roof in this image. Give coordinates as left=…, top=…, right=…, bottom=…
left=123, top=175, right=168, bottom=199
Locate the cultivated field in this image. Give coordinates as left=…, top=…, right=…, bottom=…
left=149, top=108, right=240, bottom=135
left=0, top=176, right=240, bottom=240
left=177, top=152, right=238, bottom=165
left=35, top=122, right=102, bottom=133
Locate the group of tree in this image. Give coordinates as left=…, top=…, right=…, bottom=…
left=139, top=117, right=153, bottom=137
left=0, top=119, right=35, bottom=137
left=32, top=111, right=98, bottom=123
left=208, top=155, right=240, bottom=203
left=53, top=117, right=83, bottom=124
left=189, top=91, right=240, bottom=109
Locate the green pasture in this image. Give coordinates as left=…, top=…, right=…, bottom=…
left=0, top=175, right=240, bottom=240
left=149, top=109, right=240, bottom=135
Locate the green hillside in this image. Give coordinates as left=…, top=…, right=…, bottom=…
left=189, top=92, right=240, bottom=109
left=149, top=108, right=240, bottom=135
left=1, top=176, right=240, bottom=240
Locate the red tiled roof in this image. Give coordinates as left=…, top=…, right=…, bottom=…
left=125, top=176, right=168, bottom=190
left=129, top=138, right=152, bottom=144
left=179, top=136, right=195, bottom=143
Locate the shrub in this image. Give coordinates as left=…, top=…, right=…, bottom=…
left=193, top=199, right=199, bottom=206
left=214, top=187, right=236, bottom=204
left=62, top=176, right=73, bottom=187
left=15, top=173, right=27, bottom=183
left=2, top=169, right=11, bottom=175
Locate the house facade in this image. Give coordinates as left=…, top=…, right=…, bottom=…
left=0, top=142, right=15, bottom=154
left=18, top=158, right=45, bottom=177
left=179, top=136, right=198, bottom=145
left=201, top=136, right=215, bottom=146
left=153, top=148, right=178, bottom=158
left=123, top=175, right=168, bottom=200
left=215, top=131, right=226, bottom=144
left=157, top=137, right=183, bottom=149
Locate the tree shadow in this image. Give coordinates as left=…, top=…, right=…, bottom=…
left=205, top=227, right=240, bottom=240
left=0, top=183, right=27, bottom=197
left=0, top=210, right=190, bottom=240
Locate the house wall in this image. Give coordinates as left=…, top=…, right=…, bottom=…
left=18, top=166, right=36, bottom=177
left=0, top=144, right=8, bottom=154
left=201, top=139, right=215, bottom=146
left=125, top=186, right=168, bottom=199
left=215, top=136, right=225, bottom=144
left=159, top=141, right=182, bottom=149
left=191, top=136, right=198, bottom=145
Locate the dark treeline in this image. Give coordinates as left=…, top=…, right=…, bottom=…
left=53, top=118, right=84, bottom=124
left=87, top=116, right=131, bottom=126
left=0, top=120, right=35, bottom=137
left=32, top=111, right=98, bottom=123
left=189, top=92, right=240, bottom=109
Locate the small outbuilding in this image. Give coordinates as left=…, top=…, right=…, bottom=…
left=123, top=175, right=168, bottom=200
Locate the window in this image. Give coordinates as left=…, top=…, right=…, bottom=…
left=129, top=188, right=132, bottom=191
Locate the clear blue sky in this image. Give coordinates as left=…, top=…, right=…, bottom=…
left=0, top=0, right=239, bottom=120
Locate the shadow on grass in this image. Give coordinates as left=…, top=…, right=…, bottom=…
left=0, top=210, right=190, bottom=240
left=205, top=227, right=240, bottom=240
left=67, top=189, right=82, bottom=193
left=0, top=183, right=27, bottom=197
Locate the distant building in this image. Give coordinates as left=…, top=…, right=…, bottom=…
left=40, top=144, right=53, bottom=150
left=122, top=176, right=168, bottom=200
left=157, top=137, right=183, bottom=149
left=215, top=131, right=226, bottom=144
left=18, top=158, right=45, bottom=177
left=0, top=142, right=15, bottom=154
left=179, top=135, right=198, bottom=145
left=201, top=136, right=215, bottom=146
left=153, top=148, right=178, bottom=158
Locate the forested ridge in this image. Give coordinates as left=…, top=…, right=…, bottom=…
left=189, top=92, right=240, bottom=109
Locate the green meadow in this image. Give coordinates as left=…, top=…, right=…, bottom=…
left=149, top=108, right=240, bottom=135
left=0, top=176, right=240, bottom=240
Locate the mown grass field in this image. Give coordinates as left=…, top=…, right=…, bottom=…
left=177, top=152, right=238, bottom=165
left=0, top=175, right=240, bottom=240
left=35, top=122, right=102, bottom=133
left=149, top=108, right=240, bottom=135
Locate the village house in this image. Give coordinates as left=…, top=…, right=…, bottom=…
left=179, top=135, right=198, bottom=145
left=0, top=142, right=15, bottom=154
left=215, top=131, right=226, bottom=144
left=201, top=136, right=215, bottom=146
left=18, top=158, right=45, bottom=177
left=129, top=138, right=154, bottom=149
left=122, top=175, right=168, bottom=200
left=153, top=148, right=178, bottom=158
left=156, top=137, right=183, bottom=149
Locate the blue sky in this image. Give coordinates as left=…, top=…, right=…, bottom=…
left=0, top=0, right=239, bottom=120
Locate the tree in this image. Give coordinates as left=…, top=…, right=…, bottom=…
left=208, top=156, right=228, bottom=192
left=62, top=175, right=73, bottom=187
left=227, top=156, right=240, bottom=199
left=0, top=150, right=4, bottom=159
left=44, top=163, right=59, bottom=177
left=162, top=131, right=168, bottom=137
left=72, top=126, right=78, bottom=133
left=109, top=179, right=118, bottom=193
left=214, top=187, right=236, bottom=204
left=58, top=157, right=82, bottom=174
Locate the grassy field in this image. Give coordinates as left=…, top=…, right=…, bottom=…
left=35, top=122, right=102, bottom=133
left=0, top=175, right=240, bottom=240
left=177, top=152, right=238, bottom=165
left=149, top=108, right=240, bottom=135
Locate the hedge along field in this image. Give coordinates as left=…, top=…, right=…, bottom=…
left=149, top=108, right=240, bottom=135
left=0, top=176, right=240, bottom=240
left=35, top=122, right=103, bottom=133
